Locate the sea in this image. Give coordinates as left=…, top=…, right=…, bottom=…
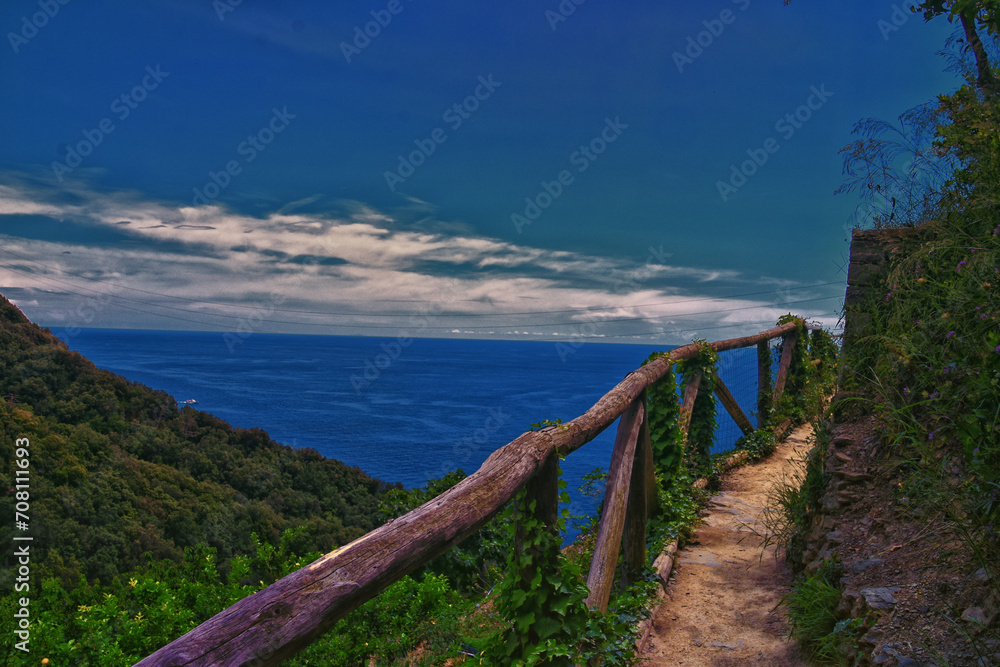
left=54, top=329, right=762, bottom=539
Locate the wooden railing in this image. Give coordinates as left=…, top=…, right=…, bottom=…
left=136, top=321, right=805, bottom=666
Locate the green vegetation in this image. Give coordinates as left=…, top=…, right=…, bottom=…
left=0, top=300, right=391, bottom=592
left=0, top=294, right=839, bottom=665
left=677, top=341, right=720, bottom=474
left=480, top=328, right=846, bottom=667
left=0, top=298, right=401, bottom=663
left=0, top=524, right=485, bottom=665
left=484, top=463, right=653, bottom=666
left=776, top=4, right=1000, bottom=661
left=784, top=559, right=868, bottom=665
left=836, top=0, right=1000, bottom=618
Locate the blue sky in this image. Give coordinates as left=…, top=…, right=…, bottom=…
left=0, top=0, right=959, bottom=344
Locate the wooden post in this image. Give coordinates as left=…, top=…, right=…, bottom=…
left=757, top=340, right=770, bottom=429
left=514, top=452, right=560, bottom=580
left=638, top=390, right=657, bottom=519
left=134, top=321, right=804, bottom=666
left=622, top=395, right=650, bottom=588
left=713, top=374, right=754, bottom=437
left=772, top=331, right=798, bottom=403
left=585, top=397, right=644, bottom=613
left=678, top=371, right=702, bottom=437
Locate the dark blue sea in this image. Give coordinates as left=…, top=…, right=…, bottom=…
left=54, top=329, right=761, bottom=539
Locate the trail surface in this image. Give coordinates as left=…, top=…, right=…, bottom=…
left=638, top=424, right=814, bottom=666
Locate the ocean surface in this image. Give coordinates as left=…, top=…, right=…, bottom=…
left=54, top=329, right=761, bottom=538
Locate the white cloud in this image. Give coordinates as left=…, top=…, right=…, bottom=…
left=0, top=178, right=843, bottom=342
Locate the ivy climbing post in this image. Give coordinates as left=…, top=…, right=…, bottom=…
left=757, top=340, right=772, bottom=428
left=622, top=390, right=653, bottom=588
left=677, top=342, right=719, bottom=475
left=515, top=452, right=560, bottom=576
left=772, top=327, right=799, bottom=402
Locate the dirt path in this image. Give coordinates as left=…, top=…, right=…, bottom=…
left=638, top=424, right=815, bottom=666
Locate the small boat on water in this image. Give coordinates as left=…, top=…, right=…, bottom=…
left=181, top=399, right=198, bottom=404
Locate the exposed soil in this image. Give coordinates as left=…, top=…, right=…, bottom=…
left=815, top=416, right=1000, bottom=666
left=638, top=425, right=815, bottom=666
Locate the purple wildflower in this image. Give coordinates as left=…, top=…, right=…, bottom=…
left=929, top=430, right=936, bottom=440
left=946, top=330, right=956, bottom=339
left=958, top=260, right=967, bottom=271
left=903, top=387, right=910, bottom=397
left=995, top=344, right=1000, bottom=354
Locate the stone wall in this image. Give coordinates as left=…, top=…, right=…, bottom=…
left=842, top=227, right=930, bottom=348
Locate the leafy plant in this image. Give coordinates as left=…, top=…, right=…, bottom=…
left=677, top=341, right=719, bottom=475
left=734, top=428, right=777, bottom=463
left=642, top=353, right=684, bottom=478
left=530, top=418, right=568, bottom=431
left=377, top=470, right=509, bottom=592
left=484, top=461, right=650, bottom=666
left=784, top=560, right=867, bottom=666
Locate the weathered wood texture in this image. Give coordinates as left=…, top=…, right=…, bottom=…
left=136, top=321, right=801, bottom=667
left=772, top=330, right=799, bottom=402
left=713, top=374, right=754, bottom=437
left=585, top=397, right=644, bottom=613
left=652, top=540, right=679, bottom=590
left=622, top=394, right=650, bottom=588
left=678, top=371, right=703, bottom=436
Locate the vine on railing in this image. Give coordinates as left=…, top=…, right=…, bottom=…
left=483, top=321, right=842, bottom=664
left=643, top=353, right=683, bottom=478
left=777, top=315, right=811, bottom=401
left=133, top=317, right=839, bottom=666
left=757, top=339, right=774, bottom=425
left=678, top=341, right=719, bottom=475
left=486, top=459, right=647, bottom=666
left=769, top=315, right=839, bottom=430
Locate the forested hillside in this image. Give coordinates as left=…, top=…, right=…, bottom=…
left=0, top=294, right=392, bottom=588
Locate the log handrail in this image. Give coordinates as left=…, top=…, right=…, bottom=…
left=772, top=329, right=799, bottom=401
left=136, top=321, right=804, bottom=666
left=584, top=396, right=644, bottom=613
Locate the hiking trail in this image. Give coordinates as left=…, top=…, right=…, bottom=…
left=638, top=424, right=815, bottom=666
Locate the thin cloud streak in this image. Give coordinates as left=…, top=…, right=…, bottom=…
left=0, top=177, right=842, bottom=342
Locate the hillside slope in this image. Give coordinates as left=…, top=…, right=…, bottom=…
left=0, top=294, right=391, bottom=587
